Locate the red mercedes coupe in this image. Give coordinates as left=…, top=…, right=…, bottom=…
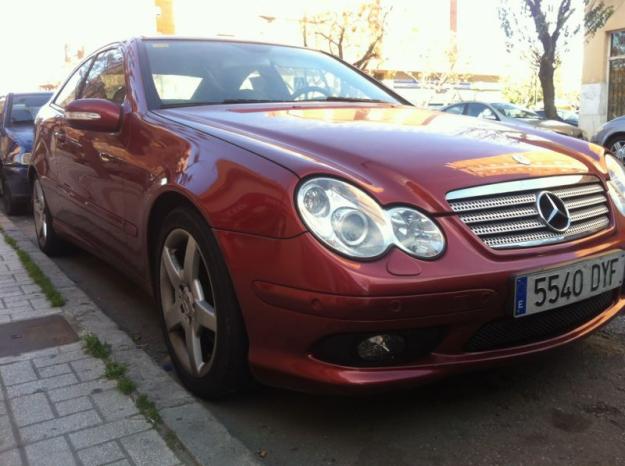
left=31, top=37, right=625, bottom=397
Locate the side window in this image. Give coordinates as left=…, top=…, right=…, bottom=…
left=467, top=103, right=497, bottom=120
left=82, top=49, right=126, bottom=104
left=54, top=59, right=93, bottom=109
left=444, top=104, right=465, bottom=115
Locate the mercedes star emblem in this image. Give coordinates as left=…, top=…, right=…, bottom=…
left=536, top=191, right=571, bottom=233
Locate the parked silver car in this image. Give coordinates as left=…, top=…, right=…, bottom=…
left=592, top=116, right=625, bottom=160
left=441, top=101, right=586, bottom=139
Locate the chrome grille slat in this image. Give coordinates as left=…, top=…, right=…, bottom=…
left=564, top=194, right=606, bottom=210
left=446, top=176, right=611, bottom=249
left=481, top=216, right=610, bottom=249
left=569, top=204, right=610, bottom=222
left=459, top=206, right=538, bottom=224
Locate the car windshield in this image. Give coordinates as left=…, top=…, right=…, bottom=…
left=491, top=103, right=541, bottom=120
left=142, top=39, right=401, bottom=108
left=8, top=94, right=51, bottom=125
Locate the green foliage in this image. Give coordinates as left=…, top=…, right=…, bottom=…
left=104, top=360, right=127, bottom=380
left=117, top=377, right=136, bottom=395
left=136, top=394, right=161, bottom=424
left=0, top=229, right=65, bottom=307
left=82, top=334, right=111, bottom=359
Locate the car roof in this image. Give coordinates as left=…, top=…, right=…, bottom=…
left=137, top=35, right=310, bottom=51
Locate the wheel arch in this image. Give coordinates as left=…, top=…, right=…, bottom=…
left=604, top=132, right=625, bottom=149
left=145, top=190, right=210, bottom=288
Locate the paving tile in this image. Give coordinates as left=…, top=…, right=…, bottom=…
left=69, top=417, right=151, bottom=450
left=77, top=440, right=125, bottom=466
left=120, top=429, right=179, bottom=466
left=19, top=409, right=101, bottom=444
left=10, top=393, right=54, bottom=427
left=32, top=350, right=88, bottom=369
left=0, top=415, right=17, bottom=451
left=0, top=361, right=37, bottom=386
left=25, top=436, right=77, bottom=466
left=0, top=448, right=22, bottom=466
left=48, top=379, right=116, bottom=403
left=37, top=363, right=71, bottom=379
left=70, top=358, right=105, bottom=382
left=0, top=400, right=6, bottom=416
left=92, top=390, right=138, bottom=421
left=105, top=460, right=132, bottom=466
left=0, top=347, right=57, bottom=367
left=54, top=396, right=93, bottom=417
left=6, top=373, right=78, bottom=399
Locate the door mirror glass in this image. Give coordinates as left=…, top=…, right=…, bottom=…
left=64, top=98, right=121, bottom=132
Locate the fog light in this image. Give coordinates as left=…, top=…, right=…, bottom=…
left=357, top=334, right=405, bottom=362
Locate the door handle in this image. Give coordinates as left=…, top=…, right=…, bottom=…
left=98, top=152, right=118, bottom=163
left=53, top=130, right=66, bottom=143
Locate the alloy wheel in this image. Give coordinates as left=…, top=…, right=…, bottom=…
left=159, top=228, right=217, bottom=377
left=610, top=140, right=625, bottom=161
left=33, top=180, right=48, bottom=242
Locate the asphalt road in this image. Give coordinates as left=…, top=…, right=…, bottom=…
left=10, top=213, right=625, bottom=466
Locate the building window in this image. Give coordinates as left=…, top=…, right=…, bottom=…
left=608, top=31, right=625, bottom=120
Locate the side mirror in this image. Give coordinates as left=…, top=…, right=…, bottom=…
left=64, top=99, right=121, bottom=132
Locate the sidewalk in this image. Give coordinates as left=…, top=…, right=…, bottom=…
left=0, top=213, right=257, bottom=466
left=0, top=233, right=182, bottom=466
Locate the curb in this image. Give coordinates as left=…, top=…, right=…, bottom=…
left=0, top=213, right=259, bottom=466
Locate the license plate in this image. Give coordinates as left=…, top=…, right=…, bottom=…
left=514, top=251, right=625, bottom=318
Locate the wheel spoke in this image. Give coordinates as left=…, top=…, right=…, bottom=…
left=182, top=236, right=200, bottom=285
left=162, top=247, right=183, bottom=287
left=194, top=300, right=216, bottom=332
left=163, top=304, right=182, bottom=331
left=185, top=326, right=204, bottom=376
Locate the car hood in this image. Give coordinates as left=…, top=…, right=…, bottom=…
left=521, top=118, right=581, bottom=136
left=156, top=104, right=604, bottom=213
left=3, top=125, right=34, bottom=151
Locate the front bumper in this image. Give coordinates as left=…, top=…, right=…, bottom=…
left=2, top=164, right=30, bottom=201
left=215, top=215, right=625, bottom=394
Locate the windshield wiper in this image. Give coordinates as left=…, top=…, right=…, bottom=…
left=307, top=97, right=392, bottom=103
left=161, top=99, right=287, bottom=109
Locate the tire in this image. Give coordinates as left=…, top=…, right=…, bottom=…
left=32, top=177, right=68, bottom=255
left=3, top=177, right=24, bottom=216
left=606, top=135, right=625, bottom=162
left=154, top=206, right=251, bottom=399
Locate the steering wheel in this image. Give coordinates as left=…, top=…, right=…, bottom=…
left=291, top=86, right=331, bottom=101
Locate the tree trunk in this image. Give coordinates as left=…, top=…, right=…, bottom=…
left=539, top=56, right=558, bottom=120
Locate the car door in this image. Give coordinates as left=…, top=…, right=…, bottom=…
left=45, top=58, right=94, bottom=222
left=0, top=96, right=6, bottom=163
left=59, top=47, right=132, bottom=259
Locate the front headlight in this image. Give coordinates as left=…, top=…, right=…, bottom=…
left=606, top=154, right=625, bottom=216
left=296, top=177, right=445, bottom=260
left=7, top=146, right=32, bottom=165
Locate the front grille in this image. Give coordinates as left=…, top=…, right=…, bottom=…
left=446, top=175, right=611, bottom=249
left=464, top=291, right=614, bottom=352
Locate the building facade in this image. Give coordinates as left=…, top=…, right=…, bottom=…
left=580, top=0, right=625, bottom=135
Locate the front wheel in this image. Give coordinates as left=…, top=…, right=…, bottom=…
left=607, top=135, right=625, bottom=161
left=32, top=177, right=68, bottom=255
left=154, top=207, right=251, bottom=399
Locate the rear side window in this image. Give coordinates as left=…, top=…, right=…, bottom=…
left=444, top=104, right=465, bottom=115
left=82, top=48, right=126, bottom=104
left=467, top=103, right=497, bottom=120
left=54, top=59, right=94, bottom=109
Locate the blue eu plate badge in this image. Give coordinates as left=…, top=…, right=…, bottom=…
left=514, top=276, right=528, bottom=317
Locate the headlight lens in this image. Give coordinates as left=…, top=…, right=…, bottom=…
left=606, top=154, right=625, bottom=216
left=388, top=207, right=446, bottom=258
left=296, top=177, right=445, bottom=260
left=7, top=146, right=31, bottom=165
